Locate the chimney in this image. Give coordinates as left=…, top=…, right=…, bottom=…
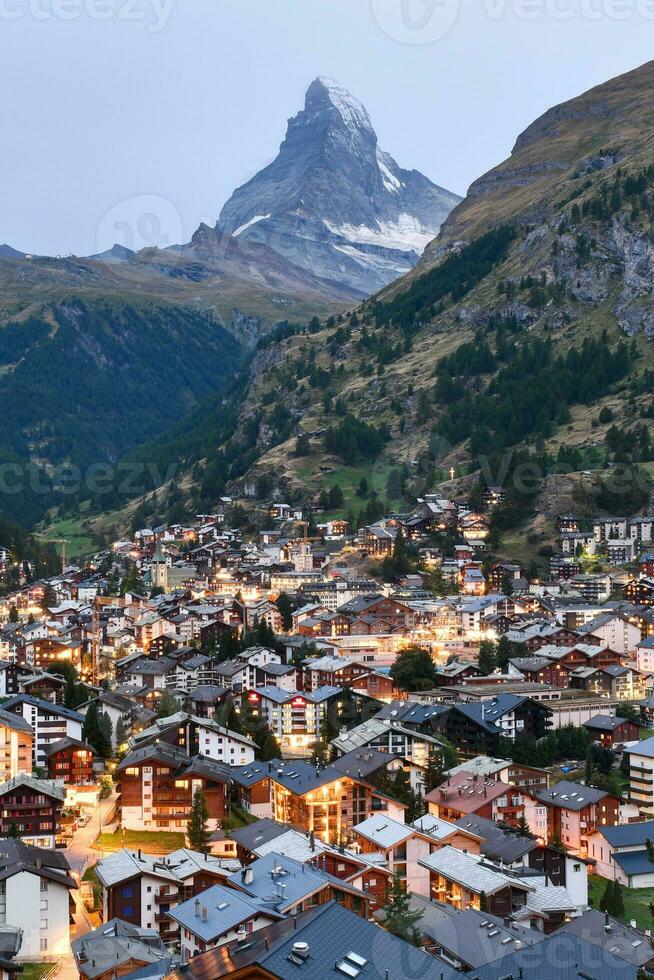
left=194, top=899, right=201, bottom=918
left=630, top=919, right=637, bottom=929
left=244, top=868, right=254, bottom=885
left=202, top=906, right=208, bottom=923
left=605, top=911, right=612, bottom=933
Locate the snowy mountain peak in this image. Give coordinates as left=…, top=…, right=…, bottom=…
left=306, top=76, right=373, bottom=133
left=215, top=78, right=462, bottom=296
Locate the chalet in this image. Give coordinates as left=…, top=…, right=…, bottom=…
left=117, top=743, right=230, bottom=832
left=243, top=686, right=343, bottom=754
left=569, top=663, right=643, bottom=700
left=433, top=661, right=485, bottom=687
left=507, top=656, right=571, bottom=687
left=444, top=755, right=550, bottom=794
left=45, top=737, right=96, bottom=784
left=228, top=818, right=394, bottom=911
left=536, top=780, right=622, bottom=856
left=0, top=773, right=65, bottom=848
left=586, top=820, right=654, bottom=888
left=183, top=686, right=230, bottom=719
left=419, top=846, right=532, bottom=918
left=624, top=577, right=654, bottom=606
left=72, top=920, right=170, bottom=980
left=231, top=758, right=406, bottom=842
left=444, top=696, right=552, bottom=758
left=331, top=717, right=444, bottom=772
left=128, top=712, right=256, bottom=767
left=362, top=524, right=396, bottom=557
left=303, top=657, right=370, bottom=691
left=583, top=714, right=640, bottom=747
left=352, top=813, right=439, bottom=896
left=425, top=771, right=545, bottom=837
left=0, top=840, right=75, bottom=958
left=170, top=852, right=368, bottom=958
left=95, top=847, right=238, bottom=942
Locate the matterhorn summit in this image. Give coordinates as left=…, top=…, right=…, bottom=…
left=216, top=77, right=461, bottom=295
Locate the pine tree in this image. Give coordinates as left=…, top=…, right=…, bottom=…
left=188, top=788, right=211, bottom=853
left=516, top=815, right=533, bottom=838
left=275, top=593, right=294, bottom=632
left=115, top=718, right=128, bottom=753
left=157, top=690, right=181, bottom=719
left=382, top=876, right=424, bottom=947
left=612, top=879, right=625, bottom=917
left=479, top=891, right=488, bottom=912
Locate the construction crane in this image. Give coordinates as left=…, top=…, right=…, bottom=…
left=44, top=537, right=69, bottom=575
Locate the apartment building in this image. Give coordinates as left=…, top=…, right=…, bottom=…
left=0, top=708, right=32, bottom=781
left=117, top=743, right=230, bottom=832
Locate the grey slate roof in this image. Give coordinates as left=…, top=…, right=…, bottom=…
left=226, top=851, right=365, bottom=911
left=559, top=909, right=654, bottom=966
left=167, top=882, right=279, bottom=941
left=381, top=898, right=544, bottom=969
left=471, top=931, right=639, bottom=979
left=536, top=780, right=609, bottom=810
left=72, top=918, right=169, bottom=980
left=175, top=900, right=454, bottom=979
left=583, top=714, right=636, bottom=732
left=454, top=814, right=538, bottom=863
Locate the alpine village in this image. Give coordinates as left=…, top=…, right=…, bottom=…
left=7, top=54, right=654, bottom=980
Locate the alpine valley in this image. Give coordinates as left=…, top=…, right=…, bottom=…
left=86, top=58, right=654, bottom=554
left=0, top=77, right=458, bottom=531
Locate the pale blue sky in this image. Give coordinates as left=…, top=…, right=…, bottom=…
left=1, top=0, right=653, bottom=255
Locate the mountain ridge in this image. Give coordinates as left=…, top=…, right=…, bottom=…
left=88, top=59, right=654, bottom=540
left=217, top=76, right=461, bottom=295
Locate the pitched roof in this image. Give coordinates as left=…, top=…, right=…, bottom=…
left=419, top=846, right=535, bottom=897
left=454, top=814, right=538, bottom=863
left=226, top=852, right=365, bottom=912
left=167, top=883, right=280, bottom=941
left=559, top=908, right=654, bottom=966
left=0, top=838, right=74, bottom=888
left=170, top=900, right=452, bottom=980
left=536, top=780, right=610, bottom=810
left=425, top=771, right=517, bottom=812
left=596, top=821, right=654, bottom=848
left=583, top=714, right=636, bottom=732
left=471, top=931, right=639, bottom=979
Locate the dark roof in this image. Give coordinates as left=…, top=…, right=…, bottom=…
left=0, top=708, right=32, bottom=734
left=471, top=931, right=638, bottom=979
left=0, top=839, right=75, bottom=889
left=186, top=685, right=228, bottom=703
left=172, top=900, right=451, bottom=979
left=227, top=818, right=290, bottom=852
left=559, top=909, right=654, bottom=966
left=613, top=851, right=654, bottom=877
left=2, top=694, right=84, bottom=722
left=453, top=815, right=538, bottom=863
left=117, top=743, right=229, bottom=784
left=583, top=715, right=637, bottom=732
left=598, top=821, right=654, bottom=848
left=329, top=748, right=397, bottom=780
left=44, top=736, right=97, bottom=757
left=536, top=780, right=609, bottom=810
left=384, top=898, right=544, bottom=969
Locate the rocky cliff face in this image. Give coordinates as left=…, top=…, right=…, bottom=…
left=216, top=77, right=461, bottom=296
